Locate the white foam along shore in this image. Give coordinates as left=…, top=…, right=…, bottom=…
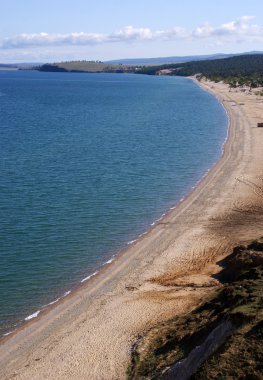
left=80, top=271, right=99, bottom=283
left=23, top=290, right=73, bottom=322
left=24, top=310, right=40, bottom=321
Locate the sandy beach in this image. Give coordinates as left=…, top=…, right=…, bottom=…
left=1, top=79, right=263, bottom=380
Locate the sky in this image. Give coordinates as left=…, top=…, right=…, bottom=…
left=1, top=0, right=263, bottom=63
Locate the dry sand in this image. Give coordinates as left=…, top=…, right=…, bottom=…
left=1, top=79, right=263, bottom=380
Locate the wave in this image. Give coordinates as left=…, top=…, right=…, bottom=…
left=80, top=271, right=98, bottom=283
left=24, top=310, right=40, bottom=321
left=104, top=257, right=115, bottom=265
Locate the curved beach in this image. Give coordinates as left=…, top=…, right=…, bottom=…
left=1, top=80, right=263, bottom=380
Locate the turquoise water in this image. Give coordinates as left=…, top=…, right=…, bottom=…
left=0, top=71, right=227, bottom=335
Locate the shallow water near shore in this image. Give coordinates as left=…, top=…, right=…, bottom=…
left=0, top=71, right=227, bottom=335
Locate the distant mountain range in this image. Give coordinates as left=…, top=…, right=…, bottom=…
left=105, top=51, right=263, bottom=66
left=1, top=51, right=263, bottom=70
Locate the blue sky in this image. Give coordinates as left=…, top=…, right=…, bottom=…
left=1, top=0, right=262, bottom=62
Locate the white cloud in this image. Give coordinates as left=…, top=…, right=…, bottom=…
left=0, top=27, right=188, bottom=49
left=192, top=22, right=214, bottom=38
left=110, top=25, right=188, bottom=42
left=1, top=16, right=262, bottom=50
left=191, top=16, right=263, bottom=41
left=1, top=32, right=108, bottom=48
left=110, top=26, right=158, bottom=41
left=212, top=16, right=261, bottom=37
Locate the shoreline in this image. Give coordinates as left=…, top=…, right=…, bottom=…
left=0, top=76, right=228, bottom=339
left=1, top=79, right=263, bottom=379
left=0, top=162, right=223, bottom=338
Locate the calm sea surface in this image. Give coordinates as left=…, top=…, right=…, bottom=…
left=0, top=71, right=227, bottom=335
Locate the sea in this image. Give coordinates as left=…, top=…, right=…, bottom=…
left=0, top=71, right=227, bottom=336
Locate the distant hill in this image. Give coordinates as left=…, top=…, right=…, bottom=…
left=0, top=63, right=19, bottom=70
left=0, top=62, right=43, bottom=69
left=29, top=53, right=263, bottom=85
left=105, top=51, right=263, bottom=65
left=2, top=51, right=263, bottom=71
left=36, top=61, right=134, bottom=73
left=137, top=54, right=263, bottom=83
left=16, top=62, right=44, bottom=68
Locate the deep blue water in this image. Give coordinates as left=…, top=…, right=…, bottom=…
left=0, top=71, right=227, bottom=335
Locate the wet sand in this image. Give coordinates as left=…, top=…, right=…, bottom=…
left=1, top=79, right=263, bottom=380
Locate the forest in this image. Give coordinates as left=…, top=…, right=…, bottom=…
left=137, top=54, right=263, bottom=87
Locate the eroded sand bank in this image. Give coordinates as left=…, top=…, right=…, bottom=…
left=1, top=80, right=263, bottom=380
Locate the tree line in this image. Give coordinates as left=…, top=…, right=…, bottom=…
left=136, top=54, right=263, bottom=88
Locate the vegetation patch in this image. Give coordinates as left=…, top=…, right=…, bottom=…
left=127, top=240, right=263, bottom=380
left=35, top=60, right=135, bottom=73
left=137, top=54, right=263, bottom=89
left=34, top=54, right=263, bottom=90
